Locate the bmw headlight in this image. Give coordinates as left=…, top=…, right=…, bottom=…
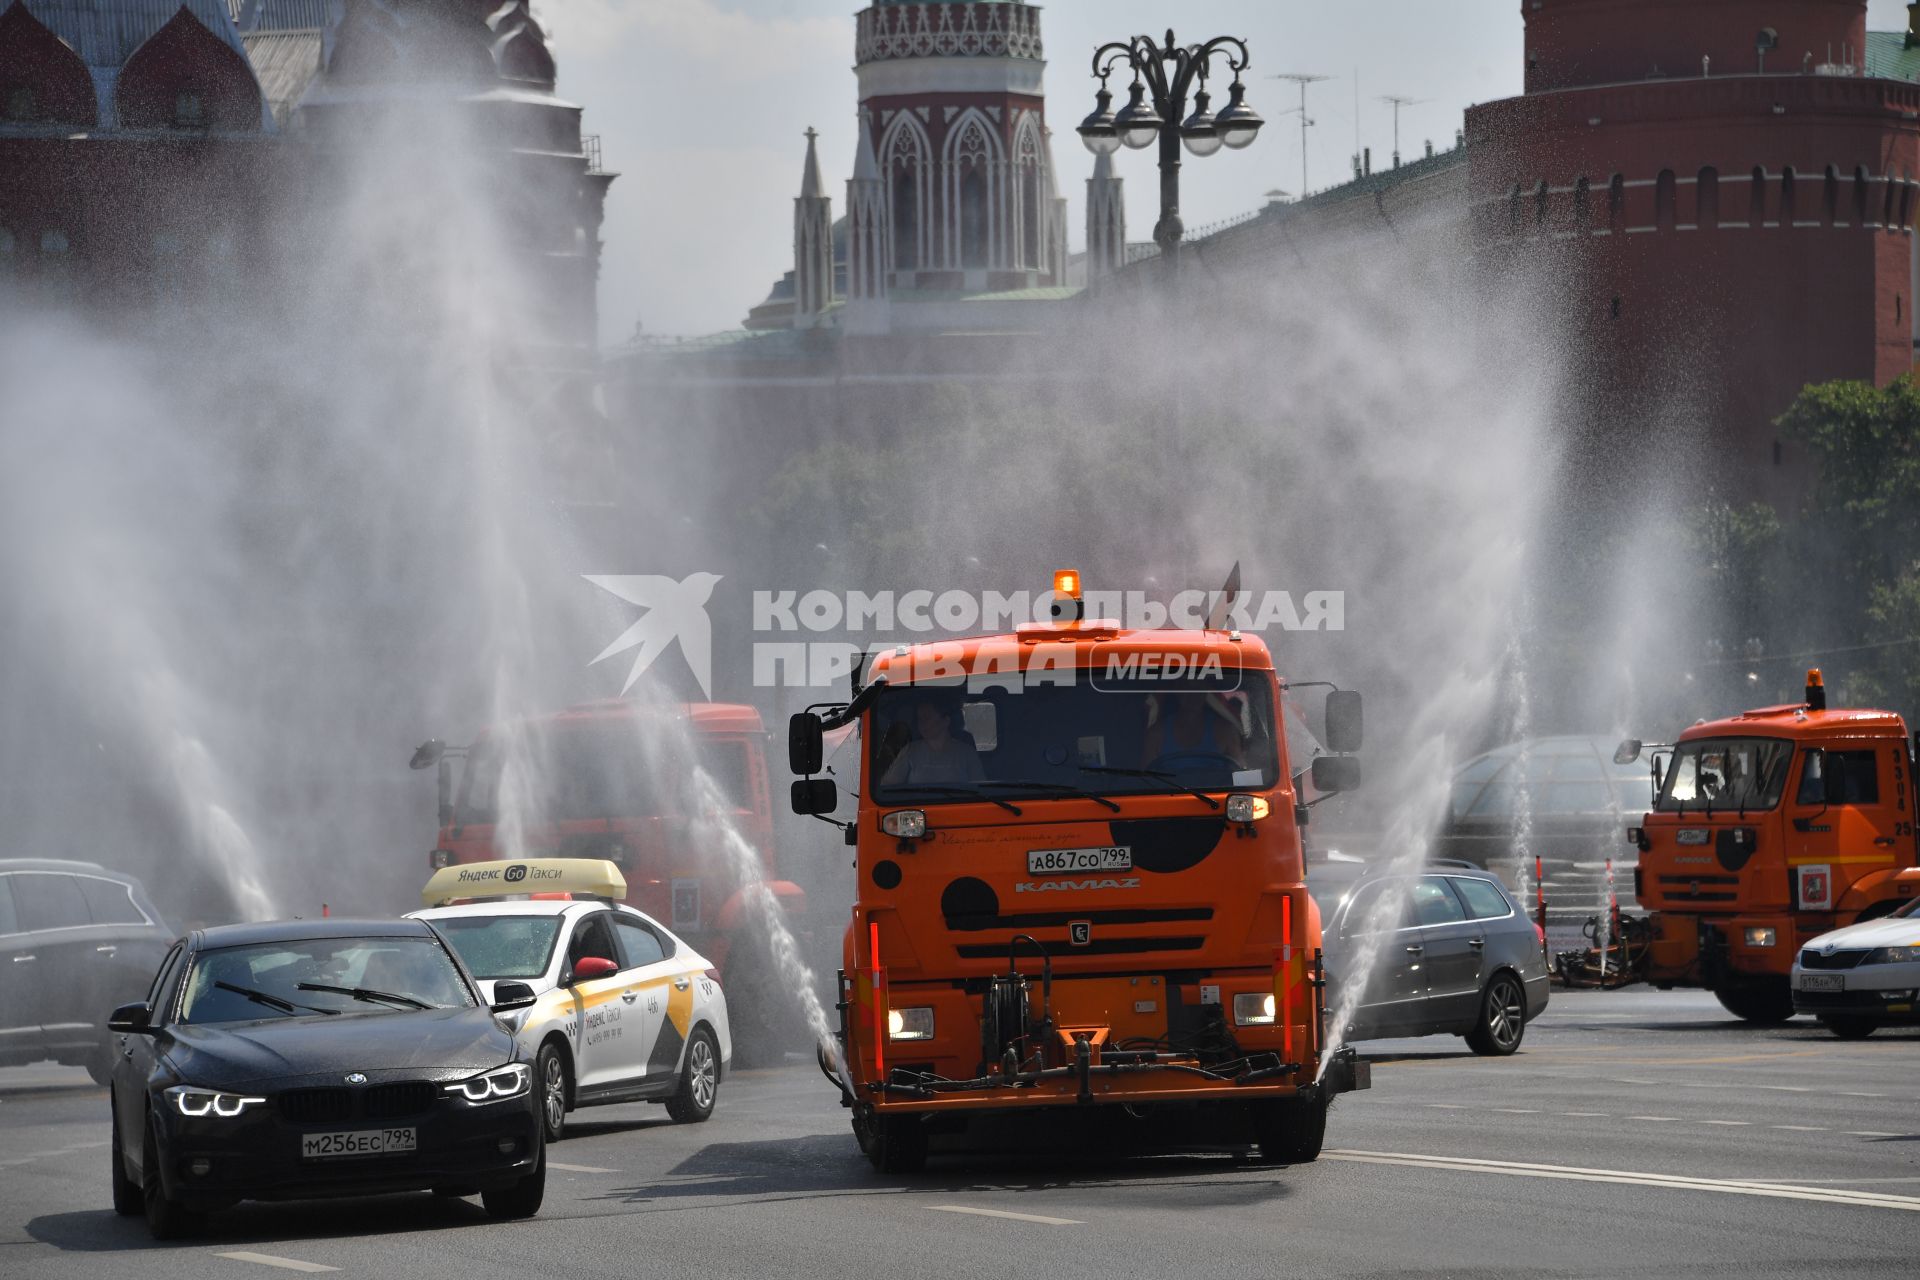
left=1863, top=945, right=1920, bottom=965
left=166, top=1085, right=266, bottom=1118
left=446, top=1062, right=531, bottom=1103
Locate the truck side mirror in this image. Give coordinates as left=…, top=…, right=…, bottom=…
left=409, top=740, right=445, bottom=771
left=1311, top=755, right=1361, bottom=794
left=1613, top=738, right=1642, bottom=765
left=436, top=758, right=453, bottom=827
left=789, top=712, right=825, bottom=775
left=791, top=778, right=837, bottom=816
left=1325, top=690, right=1363, bottom=754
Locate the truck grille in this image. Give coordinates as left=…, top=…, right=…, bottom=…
left=1656, top=874, right=1739, bottom=903
left=1799, top=948, right=1869, bottom=971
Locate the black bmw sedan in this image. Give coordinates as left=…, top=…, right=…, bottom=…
left=106, top=918, right=544, bottom=1238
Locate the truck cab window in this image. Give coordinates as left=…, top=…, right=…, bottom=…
left=1795, top=748, right=1879, bottom=806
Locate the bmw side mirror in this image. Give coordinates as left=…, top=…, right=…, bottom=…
left=108, top=1001, right=154, bottom=1034
left=490, top=981, right=537, bottom=1012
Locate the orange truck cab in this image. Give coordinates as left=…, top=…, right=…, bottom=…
left=1625, top=670, right=1920, bottom=1021
left=409, top=700, right=801, bottom=1055
left=788, top=572, right=1370, bottom=1173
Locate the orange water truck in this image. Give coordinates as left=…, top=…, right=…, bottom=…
left=788, top=570, right=1371, bottom=1172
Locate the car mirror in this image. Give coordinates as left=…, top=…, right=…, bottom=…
left=568, top=956, right=618, bottom=984
left=108, top=1001, right=154, bottom=1035
left=490, top=980, right=537, bottom=1011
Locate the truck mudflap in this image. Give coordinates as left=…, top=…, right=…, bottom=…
left=1320, top=1045, right=1371, bottom=1097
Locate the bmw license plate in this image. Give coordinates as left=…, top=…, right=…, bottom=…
left=301, top=1128, right=417, bottom=1159
left=1798, top=974, right=1844, bottom=993
left=1027, top=846, right=1132, bottom=875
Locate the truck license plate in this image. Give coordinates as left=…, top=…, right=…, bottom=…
left=301, top=1128, right=417, bottom=1159
left=1797, top=974, right=1844, bottom=993
left=1027, top=846, right=1132, bottom=875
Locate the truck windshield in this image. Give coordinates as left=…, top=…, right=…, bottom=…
left=869, top=674, right=1281, bottom=805
left=457, top=727, right=748, bottom=826
left=1655, top=737, right=1792, bottom=813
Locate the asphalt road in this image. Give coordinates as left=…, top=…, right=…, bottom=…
left=3, top=989, right=1917, bottom=1279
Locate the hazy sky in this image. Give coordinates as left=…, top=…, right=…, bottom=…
left=543, top=0, right=1920, bottom=340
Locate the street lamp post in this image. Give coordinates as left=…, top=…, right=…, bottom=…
left=1078, top=29, right=1263, bottom=277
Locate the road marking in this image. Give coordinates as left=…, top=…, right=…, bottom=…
left=1839, top=1092, right=1887, bottom=1098
left=1423, top=1103, right=1467, bottom=1109
left=1491, top=1108, right=1540, bottom=1114
left=1771, top=1125, right=1827, bottom=1132
left=931, top=1205, right=1083, bottom=1226
left=1560, top=1111, right=1609, bottom=1117
left=1699, top=1120, right=1750, bottom=1126
left=214, top=1252, right=339, bottom=1273
left=1846, top=1131, right=1903, bottom=1138
left=1323, top=1150, right=1920, bottom=1212
left=1756, top=1085, right=1813, bottom=1093
left=1626, top=1115, right=1677, bottom=1123
left=547, top=1161, right=618, bottom=1173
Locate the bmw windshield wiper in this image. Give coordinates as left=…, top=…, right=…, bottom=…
left=977, top=779, right=1122, bottom=812
left=1079, top=765, right=1222, bottom=809
left=296, top=982, right=430, bottom=1010
left=214, top=981, right=337, bottom=1017
left=881, top=784, right=1021, bottom=814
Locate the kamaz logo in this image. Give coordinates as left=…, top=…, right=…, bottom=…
left=1014, top=877, right=1141, bottom=893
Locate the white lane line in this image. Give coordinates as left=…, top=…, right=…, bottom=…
left=214, top=1252, right=339, bottom=1273
left=1699, top=1120, right=1750, bottom=1127
left=1772, top=1125, right=1827, bottom=1132
left=931, top=1205, right=1083, bottom=1226
left=1846, top=1131, right=1903, bottom=1138
left=1423, top=1103, right=1467, bottom=1109
left=1323, top=1150, right=1920, bottom=1212
left=1492, top=1108, right=1541, bottom=1114
left=547, top=1161, right=618, bottom=1173
left=1626, top=1115, right=1677, bottom=1123
left=1560, top=1111, right=1609, bottom=1118
left=1756, top=1085, right=1813, bottom=1093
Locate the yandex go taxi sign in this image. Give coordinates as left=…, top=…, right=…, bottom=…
left=422, top=858, right=627, bottom=907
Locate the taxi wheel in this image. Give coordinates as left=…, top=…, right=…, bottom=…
left=142, top=1114, right=202, bottom=1240
left=1820, top=1015, right=1879, bottom=1040
left=536, top=1043, right=570, bottom=1143
left=481, top=1150, right=545, bottom=1220
left=110, top=1099, right=140, bottom=1216
left=666, top=1027, right=720, bottom=1124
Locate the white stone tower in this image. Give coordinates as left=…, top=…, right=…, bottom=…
left=793, top=126, right=835, bottom=328
left=1085, top=148, right=1126, bottom=286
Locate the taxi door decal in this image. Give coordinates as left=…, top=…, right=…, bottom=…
left=645, top=969, right=701, bottom=1073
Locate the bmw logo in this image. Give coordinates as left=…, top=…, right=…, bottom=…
left=504, top=864, right=528, bottom=884
left=345, top=1072, right=368, bottom=1085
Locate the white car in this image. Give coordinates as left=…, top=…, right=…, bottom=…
left=1791, top=898, right=1920, bottom=1038
left=409, top=859, right=731, bottom=1141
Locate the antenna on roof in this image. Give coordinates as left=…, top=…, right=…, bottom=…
left=1378, top=95, right=1425, bottom=169
left=1271, top=73, right=1331, bottom=200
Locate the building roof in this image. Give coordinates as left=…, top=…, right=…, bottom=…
left=21, top=0, right=252, bottom=70
left=243, top=28, right=322, bottom=123
left=1865, top=30, right=1920, bottom=82
left=227, top=0, right=331, bottom=33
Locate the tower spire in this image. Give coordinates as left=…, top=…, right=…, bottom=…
left=1086, top=147, right=1126, bottom=288
left=793, top=125, right=834, bottom=327
left=846, top=107, right=887, bottom=305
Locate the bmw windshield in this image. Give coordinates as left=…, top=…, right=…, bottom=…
left=869, top=672, right=1281, bottom=805
left=178, top=937, right=476, bottom=1024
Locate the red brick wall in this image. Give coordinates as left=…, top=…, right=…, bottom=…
left=1523, top=0, right=1866, bottom=93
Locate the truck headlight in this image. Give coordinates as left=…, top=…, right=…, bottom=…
left=446, top=1062, right=531, bottom=1103
left=1233, top=992, right=1276, bottom=1026
left=167, top=1085, right=266, bottom=1118
left=887, top=1007, right=934, bottom=1041
left=1225, top=795, right=1270, bottom=823
left=1864, top=945, right=1920, bottom=965
left=881, top=810, right=927, bottom=838
left=1744, top=927, right=1777, bottom=947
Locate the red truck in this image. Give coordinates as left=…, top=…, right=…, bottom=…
left=410, top=699, right=804, bottom=1061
